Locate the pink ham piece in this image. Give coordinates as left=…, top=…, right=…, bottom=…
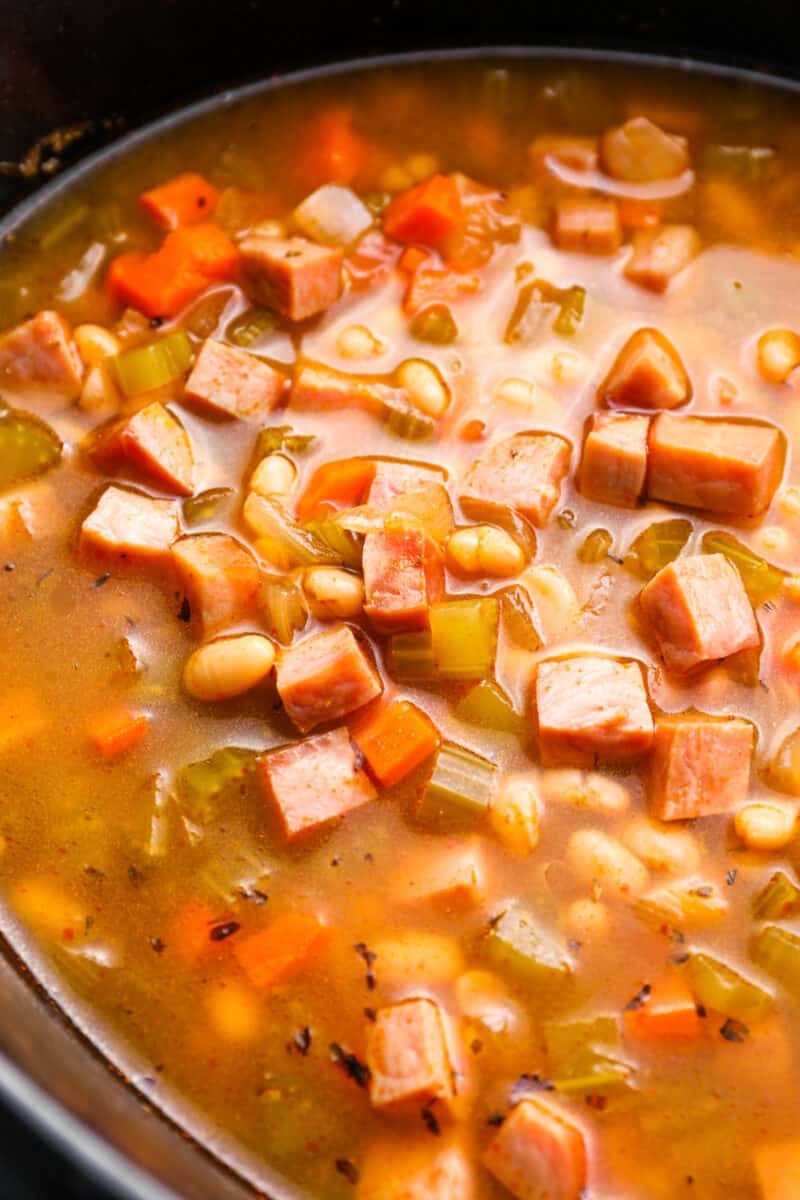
left=0, top=310, right=83, bottom=399
left=239, top=234, right=343, bottom=321
left=80, top=486, right=180, bottom=566
left=579, top=412, right=649, bottom=507
left=362, top=527, right=444, bottom=633
left=483, top=1097, right=588, bottom=1200
left=366, top=998, right=455, bottom=1115
left=599, top=328, right=691, bottom=410
left=553, top=197, right=621, bottom=254
left=649, top=713, right=754, bottom=821
left=94, top=401, right=194, bottom=496
left=275, top=623, right=382, bottom=732
left=367, top=459, right=447, bottom=511
left=290, top=362, right=384, bottom=412
left=536, top=656, right=654, bottom=767
left=259, top=725, right=376, bottom=840
left=647, top=414, right=783, bottom=517
left=639, top=553, right=759, bottom=674
left=360, top=1143, right=475, bottom=1200
left=624, top=224, right=701, bottom=292
left=459, top=432, right=571, bottom=528
left=171, top=533, right=260, bottom=636
left=184, top=338, right=285, bottom=418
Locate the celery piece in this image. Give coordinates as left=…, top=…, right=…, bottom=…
left=577, top=528, right=613, bottom=564
left=701, top=531, right=785, bottom=606
left=429, top=597, right=498, bottom=680
left=260, top=578, right=307, bottom=645
left=552, top=285, right=586, bottom=337
left=177, top=747, right=260, bottom=823
left=255, top=425, right=316, bottom=457
left=383, top=395, right=437, bottom=441
left=500, top=585, right=542, bottom=651
left=409, top=304, right=458, bottom=345
left=416, top=741, right=497, bottom=827
left=686, top=952, right=773, bottom=1024
left=762, top=727, right=800, bottom=796
left=751, top=871, right=800, bottom=921
left=634, top=881, right=728, bottom=931
left=485, top=903, right=572, bottom=986
left=182, top=487, right=234, bottom=527
left=304, top=516, right=362, bottom=570
left=182, top=291, right=230, bottom=339
left=544, top=1016, right=631, bottom=1094
left=228, top=307, right=277, bottom=347
left=110, top=330, right=193, bottom=397
left=0, top=402, right=62, bottom=491
left=38, top=202, right=89, bottom=250
left=456, top=678, right=525, bottom=735
left=388, top=632, right=438, bottom=682
left=243, top=493, right=342, bottom=566
left=701, top=144, right=774, bottom=182
left=624, top=518, right=692, bottom=581
left=751, top=925, right=800, bottom=1001
left=505, top=276, right=586, bottom=344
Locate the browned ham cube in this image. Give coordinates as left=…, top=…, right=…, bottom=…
left=185, top=338, right=285, bottom=418
left=80, top=486, right=180, bottom=566
left=363, top=527, right=444, bottom=633
left=483, top=1097, right=587, bottom=1200
left=639, top=553, right=759, bottom=674
left=240, top=234, right=343, bottom=321
left=600, top=328, right=691, bottom=410
left=624, top=224, right=701, bottom=292
left=579, top=412, right=649, bottom=507
left=650, top=713, right=754, bottom=820
left=260, top=725, right=376, bottom=840
left=553, top=197, right=622, bottom=254
left=366, top=998, right=455, bottom=1115
left=367, top=459, right=447, bottom=511
left=275, top=623, right=383, bottom=732
left=96, top=401, right=194, bottom=496
left=459, top=432, right=571, bottom=528
left=536, top=656, right=654, bottom=766
left=171, top=533, right=260, bottom=635
left=0, top=310, right=84, bottom=398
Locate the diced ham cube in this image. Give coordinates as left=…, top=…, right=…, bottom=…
left=80, top=486, right=180, bottom=565
left=358, top=1140, right=475, bottom=1200
left=184, top=338, right=285, bottom=418
left=368, top=459, right=447, bottom=511
left=239, top=234, right=343, bottom=321
left=459, top=432, right=571, bottom=528
left=650, top=713, right=754, bottom=820
left=171, top=533, right=259, bottom=635
left=96, top=401, right=194, bottom=496
left=639, top=553, right=759, bottom=674
left=363, top=527, right=444, bottom=633
left=0, top=310, right=83, bottom=398
left=259, top=725, right=376, bottom=840
left=624, top=224, right=701, bottom=292
left=483, top=1098, right=588, bottom=1200
left=553, top=198, right=621, bottom=254
left=275, top=623, right=383, bottom=732
left=647, top=414, right=784, bottom=517
left=536, top=656, right=654, bottom=767
left=366, top=998, right=455, bottom=1115
left=600, top=328, right=691, bottom=411
left=579, top=412, right=649, bottom=507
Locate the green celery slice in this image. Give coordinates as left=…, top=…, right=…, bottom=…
left=304, top=516, right=362, bottom=570
left=382, top=394, right=437, bottom=441
left=624, top=518, right=692, bottom=581
left=763, top=727, right=800, bottom=796
left=182, top=487, right=234, bottom=527
left=430, top=596, right=498, bottom=680
left=544, top=1016, right=631, bottom=1093
left=634, top=881, right=728, bottom=931
left=110, top=330, right=193, bottom=397
left=500, top=585, right=542, bottom=651
left=456, top=678, right=525, bottom=734
left=228, top=307, right=278, bottom=347
left=701, top=144, right=774, bottom=181
left=388, top=632, right=438, bottom=682
left=244, top=493, right=342, bottom=566
left=552, top=285, right=586, bottom=337
left=416, top=741, right=497, bottom=826
left=409, top=304, right=458, bottom=344
left=259, top=578, right=307, bottom=646
left=255, top=425, right=316, bottom=457
left=0, top=402, right=62, bottom=490
left=176, top=747, right=260, bottom=823
left=485, top=903, right=572, bottom=987
left=686, top=952, right=773, bottom=1024
left=751, top=871, right=800, bottom=921
left=751, top=925, right=800, bottom=1001
left=701, top=530, right=785, bottom=606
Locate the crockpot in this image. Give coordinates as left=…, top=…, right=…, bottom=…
left=0, top=2, right=797, bottom=1196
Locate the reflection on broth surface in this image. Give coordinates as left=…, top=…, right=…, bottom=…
left=3, top=55, right=800, bottom=1200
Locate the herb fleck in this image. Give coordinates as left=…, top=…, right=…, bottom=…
left=421, top=1102, right=441, bottom=1136
left=209, top=921, right=240, bottom=942
left=624, top=983, right=652, bottom=1012
left=720, top=1017, right=749, bottom=1043
left=177, top=597, right=191, bottom=622
left=329, top=1042, right=371, bottom=1089
left=149, top=937, right=166, bottom=954
left=510, top=1074, right=554, bottom=1104
left=353, top=941, right=377, bottom=990
left=487, top=1111, right=505, bottom=1127
left=293, top=1027, right=311, bottom=1055
left=335, top=1159, right=359, bottom=1185
left=92, top=572, right=111, bottom=588
left=726, top=869, right=738, bottom=886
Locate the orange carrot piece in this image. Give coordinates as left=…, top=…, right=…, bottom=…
left=295, top=457, right=376, bottom=521
left=618, top=198, right=662, bottom=230
left=140, top=172, right=219, bottom=230
left=398, top=245, right=431, bottom=274
left=352, top=699, right=440, bottom=788
left=293, top=108, right=368, bottom=190
left=624, top=973, right=700, bottom=1040
left=107, top=223, right=238, bottom=318
left=167, top=899, right=217, bottom=965
left=89, top=707, right=149, bottom=759
left=232, top=912, right=328, bottom=989
left=383, top=175, right=463, bottom=247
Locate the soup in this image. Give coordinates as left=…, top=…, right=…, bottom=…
left=2, top=55, right=800, bottom=1200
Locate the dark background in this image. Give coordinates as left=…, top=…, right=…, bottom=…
left=0, top=0, right=797, bottom=1195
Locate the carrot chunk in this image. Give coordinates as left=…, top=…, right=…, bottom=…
left=232, top=912, right=327, bottom=989
left=624, top=972, right=700, bottom=1039
left=383, top=175, right=463, bottom=247
left=107, top=224, right=238, bottom=318
left=295, top=457, right=376, bottom=521
left=398, top=245, right=431, bottom=274
left=352, top=699, right=441, bottom=787
left=292, top=108, right=368, bottom=190
left=140, top=172, right=219, bottom=230
left=89, top=707, right=149, bottom=759
left=167, top=899, right=217, bottom=965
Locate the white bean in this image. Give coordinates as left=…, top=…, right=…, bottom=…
left=303, top=567, right=364, bottom=621
left=735, top=802, right=797, bottom=852
left=337, top=324, right=383, bottom=360
left=566, top=828, right=649, bottom=898
left=564, top=897, right=611, bottom=943
left=405, top=152, right=440, bottom=182
left=73, top=323, right=120, bottom=367
left=540, top=769, right=631, bottom=815
left=183, top=634, right=276, bottom=701
left=757, top=328, right=800, bottom=385
left=489, top=773, right=541, bottom=856
left=621, top=816, right=702, bottom=874
left=397, top=358, right=450, bottom=418
left=447, top=525, right=526, bottom=578
left=249, top=453, right=297, bottom=499
left=519, top=565, right=579, bottom=644
left=78, top=363, right=121, bottom=413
